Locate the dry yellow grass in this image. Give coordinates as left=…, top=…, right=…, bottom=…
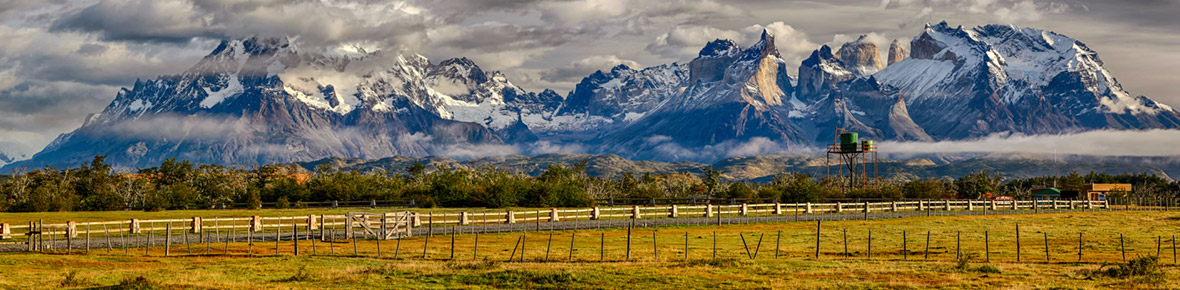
left=1, top=211, right=1178, bottom=289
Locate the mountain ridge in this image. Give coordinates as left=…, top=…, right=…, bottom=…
left=6, top=21, right=1180, bottom=170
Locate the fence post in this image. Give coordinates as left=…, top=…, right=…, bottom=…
left=1016, top=223, right=1022, bottom=262
left=506, top=211, right=516, bottom=224
left=129, top=219, right=140, bottom=234
left=191, top=217, right=202, bottom=234
left=412, top=213, right=422, bottom=227
left=592, top=207, right=601, bottom=220
left=626, top=224, right=633, bottom=261
left=945, top=200, right=951, bottom=211
left=740, top=203, right=749, bottom=216
left=806, top=202, right=813, bottom=214
left=891, top=201, right=898, bottom=212
left=632, top=206, right=641, bottom=219
left=991, top=200, right=997, bottom=210
left=1120, top=233, right=1126, bottom=262
left=815, top=220, right=821, bottom=258
left=307, top=214, right=317, bottom=231
left=705, top=204, right=714, bottom=217
left=670, top=205, right=679, bottom=218
left=165, top=223, right=172, bottom=256
left=903, top=231, right=907, bottom=260
left=918, top=200, right=925, bottom=211
left=967, top=201, right=975, bottom=211
left=836, top=202, right=843, bottom=213
left=0, top=223, right=9, bottom=240
left=67, top=221, right=78, bottom=238
left=251, top=216, right=262, bottom=232
left=347, top=213, right=357, bottom=239
left=460, top=212, right=470, bottom=225
left=550, top=208, right=560, bottom=222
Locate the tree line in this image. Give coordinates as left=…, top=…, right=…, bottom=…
left=1, top=155, right=1176, bottom=212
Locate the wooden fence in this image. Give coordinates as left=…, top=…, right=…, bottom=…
left=0, top=199, right=1111, bottom=249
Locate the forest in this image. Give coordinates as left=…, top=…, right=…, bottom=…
left=1, top=155, right=1175, bottom=212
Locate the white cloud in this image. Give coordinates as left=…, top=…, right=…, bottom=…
left=646, top=24, right=746, bottom=58
left=646, top=22, right=817, bottom=70
left=994, top=1, right=1046, bottom=22
left=643, top=135, right=797, bottom=161
left=879, top=0, right=1071, bottom=24
left=541, top=55, right=642, bottom=82
left=538, top=0, right=744, bottom=27
left=745, top=22, right=818, bottom=67
left=879, top=130, right=1180, bottom=157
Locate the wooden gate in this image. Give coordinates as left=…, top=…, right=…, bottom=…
left=346, top=212, right=412, bottom=240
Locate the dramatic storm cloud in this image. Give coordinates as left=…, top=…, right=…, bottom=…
left=2, top=0, right=1179, bottom=156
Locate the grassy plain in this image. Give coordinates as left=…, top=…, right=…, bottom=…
left=1, top=211, right=1178, bottom=289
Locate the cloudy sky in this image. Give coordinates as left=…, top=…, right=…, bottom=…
left=1, top=0, right=1179, bottom=154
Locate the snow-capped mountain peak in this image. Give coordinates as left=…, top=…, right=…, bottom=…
left=8, top=21, right=1180, bottom=170
left=698, top=39, right=740, bottom=58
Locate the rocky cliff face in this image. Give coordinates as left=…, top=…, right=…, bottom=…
left=796, top=45, right=853, bottom=103
left=600, top=30, right=805, bottom=160
left=837, top=35, right=886, bottom=75
left=888, top=39, right=907, bottom=65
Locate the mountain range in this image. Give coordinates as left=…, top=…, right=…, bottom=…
left=6, top=21, right=1179, bottom=170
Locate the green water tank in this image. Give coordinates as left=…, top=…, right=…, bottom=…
left=862, top=140, right=874, bottom=151
left=840, top=143, right=860, bottom=152
left=839, top=133, right=858, bottom=144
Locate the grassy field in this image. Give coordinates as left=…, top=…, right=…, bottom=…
left=1, top=211, right=1178, bottom=289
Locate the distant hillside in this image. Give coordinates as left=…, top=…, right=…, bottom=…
left=295, top=152, right=1173, bottom=182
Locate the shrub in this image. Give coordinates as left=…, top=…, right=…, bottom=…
left=277, top=266, right=315, bottom=282
left=975, top=265, right=1002, bottom=274
left=276, top=196, right=290, bottom=209
left=1101, top=256, right=1160, bottom=278
left=112, top=276, right=161, bottom=290
left=59, top=270, right=92, bottom=287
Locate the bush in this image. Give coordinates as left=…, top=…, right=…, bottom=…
left=953, top=253, right=1001, bottom=274
left=975, top=265, right=1002, bottom=274
left=111, top=276, right=161, bottom=290
left=59, top=270, right=92, bottom=287
left=953, top=253, right=978, bottom=272
left=277, top=266, right=315, bottom=282
left=1101, top=256, right=1160, bottom=278
left=276, top=196, right=290, bottom=209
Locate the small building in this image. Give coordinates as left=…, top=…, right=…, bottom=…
left=1079, top=183, right=1131, bottom=201
left=1032, top=188, right=1062, bottom=200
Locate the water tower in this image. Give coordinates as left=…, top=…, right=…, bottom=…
left=825, top=127, right=879, bottom=194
